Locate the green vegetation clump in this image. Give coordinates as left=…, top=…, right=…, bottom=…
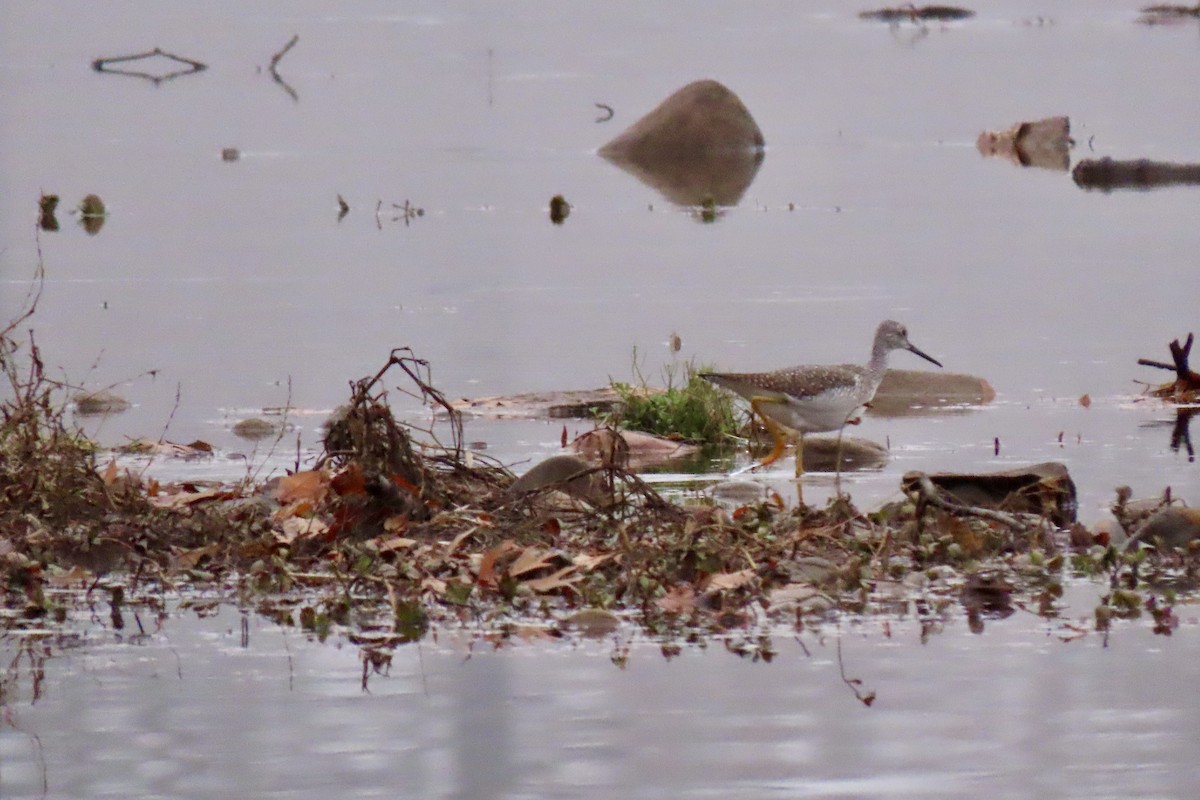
left=608, top=357, right=740, bottom=443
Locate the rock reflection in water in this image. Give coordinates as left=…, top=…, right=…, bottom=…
left=976, top=116, right=1071, bottom=172
left=1072, top=157, right=1200, bottom=192
left=598, top=79, right=765, bottom=208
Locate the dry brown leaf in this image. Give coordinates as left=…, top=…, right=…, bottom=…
left=279, top=516, right=329, bottom=542
left=478, top=540, right=522, bottom=586
left=509, top=546, right=557, bottom=578
left=572, top=552, right=616, bottom=572
left=421, top=577, right=447, bottom=594
left=522, top=565, right=581, bottom=593
left=101, top=459, right=118, bottom=486
left=273, top=499, right=315, bottom=522
left=1079, top=393, right=1092, bottom=408
left=46, top=565, right=93, bottom=587
left=372, top=535, right=417, bottom=553
left=383, top=515, right=408, bottom=533
left=704, top=569, right=755, bottom=593
left=445, top=527, right=477, bottom=555
left=275, top=470, right=330, bottom=505
left=149, top=488, right=229, bottom=509
left=331, top=462, right=366, bottom=496
left=656, top=585, right=696, bottom=614
left=175, top=543, right=219, bottom=569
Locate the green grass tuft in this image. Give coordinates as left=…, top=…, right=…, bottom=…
left=607, top=353, right=740, bottom=443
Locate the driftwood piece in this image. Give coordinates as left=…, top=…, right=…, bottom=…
left=1138, top=333, right=1200, bottom=402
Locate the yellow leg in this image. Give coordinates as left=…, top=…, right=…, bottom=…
left=794, top=433, right=805, bottom=477
left=749, top=397, right=792, bottom=470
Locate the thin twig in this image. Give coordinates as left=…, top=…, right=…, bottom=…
left=268, top=35, right=300, bottom=102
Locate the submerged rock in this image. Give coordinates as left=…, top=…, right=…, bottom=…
left=902, top=462, right=1077, bottom=526
left=598, top=79, right=765, bottom=207
left=793, top=435, right=888, bottom=472
left=871, top=368, right=995, bottom=417
left=75, top=389, right=130, bottom=416
left=510, top=454, right=604, bottom=503
left=571, top=428, right=699, bottom=470
left=1136, top=507, right=1200, bottom=549
left=232, top=418, right=278, bottom=440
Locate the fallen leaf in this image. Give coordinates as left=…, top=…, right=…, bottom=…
left=372, top=535, right=416, bottom=553
left=46, top=565, right=93, bottom=587
left=279, top=516, right=330, bottom=542
left=149, top=488, right=230, bottom=509
left=477, top=541, right=522, bottom=587
left=522, top=565, right=581, bottom=593
left=704, top=569, right=755, bottom=593
left=656, top=585, right=696, bottom=614
left=509, top=546, right=557, bottom=578
left=174, top=543, right=219, bottom=569
left=275, top=470, right=329, bottom=505
left=331, top=463, right=366, bottom=496
left=101, top=460, right=118, bottom=486
left=572, top=552, right=615, bottom=572
left=1079, top=393, right=1091, bottom=408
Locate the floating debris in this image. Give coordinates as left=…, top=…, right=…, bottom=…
left=594, top=102, right=615, bottom=123
left=78, top=193, right=106, bottom=235
left=337, top=194, right=350, bottom=221
left=549, top=194, right=570, bottom=225
left=38, top=194, right=60, bottom=232
left=268, top=34, right=300, bottom=102
left=221, top=147, right=241, bottom=162
left=92, top=47, right=206, bottom=84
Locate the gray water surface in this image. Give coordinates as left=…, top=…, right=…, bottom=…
left=3, top=592, right=1199, bottom=799
left=2, top=3, right=1200, bottom=796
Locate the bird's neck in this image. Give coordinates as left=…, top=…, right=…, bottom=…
left=864, top=348, right=890, bottom=387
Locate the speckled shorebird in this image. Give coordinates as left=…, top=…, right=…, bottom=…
left=701, top=320, right=942, bottom=475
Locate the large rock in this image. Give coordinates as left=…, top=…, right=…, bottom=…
left=902, top=462, right=1077, bottom=527
left=598, top=79, right=765, bottom=206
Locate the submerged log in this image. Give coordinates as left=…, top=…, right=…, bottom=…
left=598, top=79, right=765, bottom=207
left=1073, top=158, right=1200, bottom=192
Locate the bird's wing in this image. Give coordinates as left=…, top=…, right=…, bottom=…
left=702, top=364, right=864, bottom=402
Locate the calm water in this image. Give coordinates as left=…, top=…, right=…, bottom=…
left=3, top=591, right=1200, bottom=799
left=2, top=2, right=1200, bottom=796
